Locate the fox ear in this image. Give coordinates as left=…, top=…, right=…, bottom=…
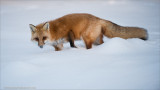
left=29, top=24, right=37, bottom=32
left=43, top=22, right=49, bottom=31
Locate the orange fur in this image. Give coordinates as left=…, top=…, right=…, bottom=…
left=30, top=13, right=148, bottom=50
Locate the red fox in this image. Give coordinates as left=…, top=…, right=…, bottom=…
left=29, top=13, right=148, bottom=51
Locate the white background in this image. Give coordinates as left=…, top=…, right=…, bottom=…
left=0, top=0, right=160, bottom=89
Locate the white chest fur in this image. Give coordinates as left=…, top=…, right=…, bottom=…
left=45, top=38, right=66, bottom=46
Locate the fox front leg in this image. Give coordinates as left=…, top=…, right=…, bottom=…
left=68, top=30, right=77, bottom=48
left=53, top=44, right=63, bottom=51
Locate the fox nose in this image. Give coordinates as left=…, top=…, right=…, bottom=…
left=39, top=45, right=43, bottom=48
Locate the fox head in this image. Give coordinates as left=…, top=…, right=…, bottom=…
left=29, top=22, right=51, bottom=48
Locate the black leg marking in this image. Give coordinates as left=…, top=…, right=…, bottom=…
left=68, top=30, right=76, bottom=48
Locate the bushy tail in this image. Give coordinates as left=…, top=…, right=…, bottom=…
left=100, top=20, right=148, bottom=40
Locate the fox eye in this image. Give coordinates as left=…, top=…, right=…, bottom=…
left=43, top=36, right=47, bottom=40
left=34, top=37, right=39, bottom=41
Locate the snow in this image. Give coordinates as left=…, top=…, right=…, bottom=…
left=0, top=0, right=160, bottom=89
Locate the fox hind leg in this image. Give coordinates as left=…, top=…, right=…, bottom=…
left=93, top=33, right=104, bottom=45
left=82, top=24, right=102, bottom=49
left=84, top=33, right=103, bottom=49
left=83, top=38, right=93, bottom=49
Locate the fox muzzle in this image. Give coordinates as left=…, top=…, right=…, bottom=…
left=39, top=45, right=43, bottom=48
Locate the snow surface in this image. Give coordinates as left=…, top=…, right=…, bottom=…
left=0, top=0, right=160, bottom=89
